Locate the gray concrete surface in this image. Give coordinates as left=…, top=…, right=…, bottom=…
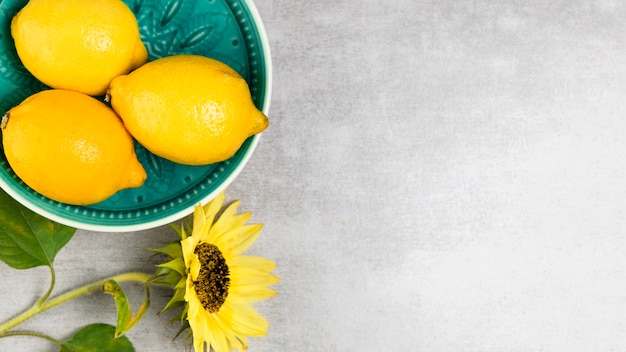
left=3, top=0, right=626, bottom=351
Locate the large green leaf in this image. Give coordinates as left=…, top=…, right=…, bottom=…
left=0, top=189, right=76, bottom=269
left=60, top=323, right=135, bottom=352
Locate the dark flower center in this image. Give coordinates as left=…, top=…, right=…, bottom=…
left=193, top=242, right=230, bottom=313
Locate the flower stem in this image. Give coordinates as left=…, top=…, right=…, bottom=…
left=0, top=272, right=152, bottom=335
left=0, top=330, right=64, bottom=346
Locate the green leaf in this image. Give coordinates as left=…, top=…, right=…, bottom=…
left=0, top=189, right=75, bottom=269
left=157, top=257, right=186, bottom=275
left=103, top=280, right=150, bottom=338
left=60, top=323, right=134, bottom=352
left=147, top=241, right=182, bottom=258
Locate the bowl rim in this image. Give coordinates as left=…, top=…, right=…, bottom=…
left=0, top=0, right=273, bottom=233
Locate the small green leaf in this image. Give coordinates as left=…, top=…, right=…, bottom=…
left=60, top=323, right=134, bottom=352
left=103, top=280, right=150, bottom=338
left=157, top=257, right=186, bottom=275
left=0, top=189, right=76, bottom=269
left=147, top=241, right=182, bottom=258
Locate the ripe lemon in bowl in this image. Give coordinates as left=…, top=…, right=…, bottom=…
left=2, top=89, right=147, bottom=205
left=0, top=0, right=272, bottom=232
left=10, top=0, right=148, bottom=96
left=108, top=54, right=269, bottom=166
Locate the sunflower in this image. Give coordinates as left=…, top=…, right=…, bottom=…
left=151, top=192, right=279, bottom=352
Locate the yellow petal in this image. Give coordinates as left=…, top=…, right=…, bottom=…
left=230, top=266, right=280, bottom=287
left=228, top=255, right=277, bottom=273
left=212, top=321, right=231, bottom=352
left=193, top=335, right=205, bottom=352
left=211, top=312, right=248, bottom=351
left=188, top=301, right=212, bottom=351
left=200, top=314, right=233, bottom=352
left=229, top=286, right=278, bottom=303
left=193, top=207, right=215, bottom=244
left=180, top=233, right=198, bottom=267
left=235, top=335, right=248, bottom=352
left=220, top=299, right=269, bottom=336
left=202, top=192, right=225, bottom=227
left=184, top=276, right=201, bottom=312
left=191, top=204, right=207, bottom=240
left=215, top=224, right=263, bottom=259
left=208, top=200, right=251, bottom=241
left=210, top=212, right=253, bottom=244
left=188, top=254, right=201, bottom=280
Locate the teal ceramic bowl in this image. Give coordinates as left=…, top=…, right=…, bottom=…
left=0, top=0, right=271, bottom=232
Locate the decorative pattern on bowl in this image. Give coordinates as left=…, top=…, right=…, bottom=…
left=0, top=0, right=271, bottom=231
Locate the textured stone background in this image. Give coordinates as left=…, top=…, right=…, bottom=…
left=4, top=0, right=626, bottom=351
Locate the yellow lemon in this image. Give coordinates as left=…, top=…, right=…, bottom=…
left=1, top=89, right=147, bottom=205
left=11, top=0, right=148, bottom=96
left=108, top=54, right=268, bottom=165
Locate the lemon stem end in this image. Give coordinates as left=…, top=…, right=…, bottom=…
left=1, top=112, right=9, bottom=129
